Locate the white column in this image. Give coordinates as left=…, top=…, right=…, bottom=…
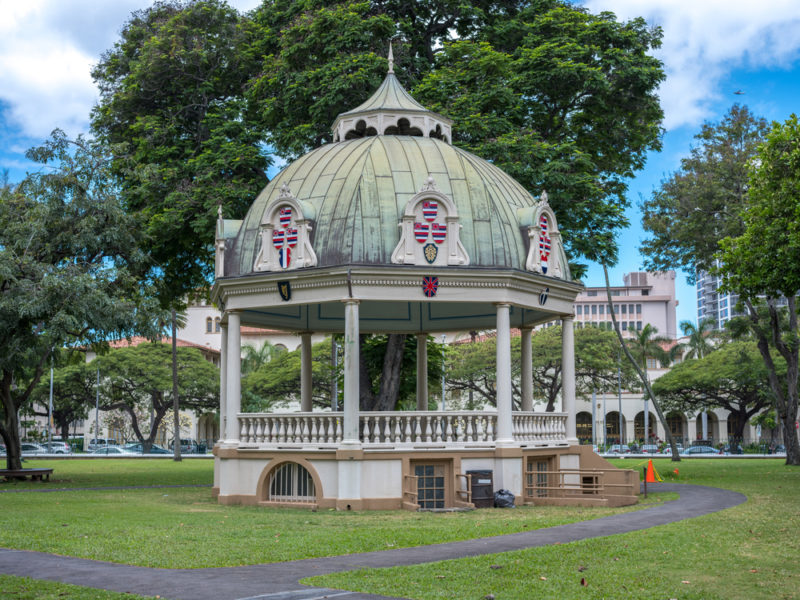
left=520, top=327, right=533, bottom=411
left=561, top=315, right=578, bottom=444
left=342, top=300, right=360, bottom=446
left=225, top=311, right=241, bottom=443
left=300, top=333, right=313, bottom=412
left=416, top=333, right=428, bottom=410
left=219, top=322, right=227, bottom=443
left=495, top=303, right=514, bottom=445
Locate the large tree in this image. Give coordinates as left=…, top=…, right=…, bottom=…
left=640, top=104, right=769, bottom=275
left=717, top=114, right=800, bottom=465
left=28, top=361, right=93, bottom=444
left=95, top=343, right=218, bottom=453
left=0, top=132, right=147, bottom=470
left=445, top=326, right=630, bottom=411
left=653, top=342, right=778, bottom=447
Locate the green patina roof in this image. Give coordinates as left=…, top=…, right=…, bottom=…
left=340, top=73, right=429, bottom=116
left=229, top=135, right=557, bottom=275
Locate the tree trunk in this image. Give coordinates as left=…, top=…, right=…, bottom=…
left=374, top=334, right=407, bottom=411
left=359, top=335, right=376, bottom=411
left=603, top=265, right=681, bottom=461
left=1, top=373, right=23, bottom=471
left=171, top=308, right=181, bottom=462
left=745, top=298, right=800, bottom=466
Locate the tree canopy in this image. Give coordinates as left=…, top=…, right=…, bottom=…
left=95, top=342, right=218, bottom=452
left=0, top=131, right=149, bottom=469
left=717, top=113, right=800, bottom=465
left=653, top=342, right=778, bottom=446
left=640, top=104, right=769, bottom=277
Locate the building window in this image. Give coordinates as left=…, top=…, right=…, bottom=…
left=637, top=321, right=643, bottom=330
left=214, top=317, right=221, bottom=332
left=621, top=321, right=628, bottom=330
left=629, top=304, right=634, bottom=314
left=621, top=304, right=627, bottom=314
left=636, top=304, right=642, bottom=314
left=269, top=462, right=316, bottom=503
left=642, top=290, right=649, bottom=296
left=646, top=358, right=658, bottom=369
left=599, top=305, right=604, bottom=315
left=577, top=305, right=583, bottom=315
left=592, top=304, right=597, bottom=315
left=205, top=317, right=213, bottom=333
left=614, top=305, right=619, bottom=314
left=576, top=412, right=592, bottom=442
left=415, top=464, right=445, bottom=509
left=587, top=291, right=597, bottom=297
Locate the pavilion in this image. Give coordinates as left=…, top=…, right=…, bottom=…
left=211, top=50, right=637, bottom=510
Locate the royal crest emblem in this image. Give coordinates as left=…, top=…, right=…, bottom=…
left=278, top=281, right=291, bottom=301
left=272, top=229, right=285, bottom=248
left=422, top=201, right=438, bottom=222
left=539, top=214, right=551, bottom=274
left=286, top=228, right=298, bottom=248
left=423, top=243, right=438, bottom=264
left=422, top=275, right=439, bottom=298
left=431, top=222, right=447, bottom=244
left=414, top=222, right=430, bottom=243
left=279, top=207, right=292, bottom=228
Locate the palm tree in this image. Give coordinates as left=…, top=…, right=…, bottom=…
left=241, top=341, right=285, bottom=375
left=626, top=324, right=671, bottom=444
left=678, top=318, right=718, bottom=359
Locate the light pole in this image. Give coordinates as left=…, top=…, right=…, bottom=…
left=47, top=356, right=54, bottom=449
left=95, top=366, right=100, bottom=448
left=617, top=349, right=623, bottom=447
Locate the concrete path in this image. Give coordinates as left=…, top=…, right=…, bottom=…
left=0, top=483, right=745, bottom=600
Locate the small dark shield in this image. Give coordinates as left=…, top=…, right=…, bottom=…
left=423, top=242, right=438, bottom=264
left=278, top=281, right=291, bottom=301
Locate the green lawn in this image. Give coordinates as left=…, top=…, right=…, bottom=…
left=0, top=575, right=154, bottom=600
left=0, top=459, right=656, bottom=569
left=307, top=459, right=800, bottom=600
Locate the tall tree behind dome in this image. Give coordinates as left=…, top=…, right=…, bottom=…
left=92, top=0, right=663, bottom=280
left=248, top=0, right=665, bottom=268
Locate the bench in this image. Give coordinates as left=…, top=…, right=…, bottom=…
left=0, top=468, right=54, bottom=482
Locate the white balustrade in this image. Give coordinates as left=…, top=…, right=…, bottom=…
left=235, top=411, right=568, bottom=448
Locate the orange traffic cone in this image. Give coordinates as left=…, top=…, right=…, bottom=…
left=646, top=459, right=656, bottom=483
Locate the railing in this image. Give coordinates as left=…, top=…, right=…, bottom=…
left=523, top=468, right=636, bottom=501
left=237, top=411, right=568, bottom=448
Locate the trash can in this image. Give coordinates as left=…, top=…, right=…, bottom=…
left=467, top=470, right=494, bottom=508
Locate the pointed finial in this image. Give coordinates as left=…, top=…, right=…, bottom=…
left=217, top=204, right=223, bottom=219
left=387, top=41, right=394, bottom=74
left=540, top=190, right=549, bottom=204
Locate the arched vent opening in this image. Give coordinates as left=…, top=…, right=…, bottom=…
left=344, top=119, right=378, bottom=140
left=268, top=462, right=316, bottom=503
left=429, top=124, right=445, bottom=141
left=385, top=118, right=423, bottom=137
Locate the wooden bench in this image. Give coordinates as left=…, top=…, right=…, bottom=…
left=0, top=468, right=53, bottom=482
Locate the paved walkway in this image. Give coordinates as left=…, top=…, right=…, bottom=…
left=0, top=483, right=745, bottom=600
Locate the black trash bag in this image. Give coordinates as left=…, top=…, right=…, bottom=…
left=493, top=489, right=516, bottom=508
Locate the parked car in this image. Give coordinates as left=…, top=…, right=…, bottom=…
left=21, top=442, right=47, bottom=455
left=42, top=441, right=72, bottom=454
left=607, top=444, right=631, bottom=454
left=640, top=444, right=660, bottom=454
left=123, top=443, right=171, bottom=455
left=169, top=439, right=200, bottom=454
left=680, top=445, right=720, bottom=456
left=662, top=444, right=684, bottom=455
left=88, top=438, right=118, bottom=451
left=723, top=443, right=743, bottom=455
left=89, top=446, right=137, bottom=455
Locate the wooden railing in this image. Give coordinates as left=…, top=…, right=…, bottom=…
left=237, top=411, right=568, bottom=448
left=522, top=468, right=635, bottom=500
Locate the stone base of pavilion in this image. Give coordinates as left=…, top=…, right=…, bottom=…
left=212, top=411, right=638, bottom=510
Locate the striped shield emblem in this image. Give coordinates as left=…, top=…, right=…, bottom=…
left=539, top=214, right=551, bottom=273
left=272, top=229, right=285, bottom=249
left=422, top=201, right=437, bottom=222
left=414, top=222, right=429, bottom=243
left=286, top=228, right=298, bottom=248
left=431, top=222, right=447, bottom=244
left=279, top=207, right=292, bottom=228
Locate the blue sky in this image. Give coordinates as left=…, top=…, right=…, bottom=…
left=2, top=0, right=800, bottom=329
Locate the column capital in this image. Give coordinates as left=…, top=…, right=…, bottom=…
left=561, top=314, right=575, bottom=323
left=493, top=302, right=511, bottom=308
left=342, top=298, right=361, bottom=306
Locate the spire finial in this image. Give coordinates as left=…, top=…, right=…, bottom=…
left=387, top=41, right=394, bottom=74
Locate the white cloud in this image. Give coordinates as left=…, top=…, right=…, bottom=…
left=0, top=0, right=261, bottom=140
left=582, top=0, right=800, bottom=129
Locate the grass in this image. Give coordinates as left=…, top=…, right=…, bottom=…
left=306, top=459, right=800, bottom=600
left=0, top=575, right=154, bottom=599
left=0, top=459, right=657, bottom=569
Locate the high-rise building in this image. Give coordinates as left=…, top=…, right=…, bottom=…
left=696, top=263, right=739, bottom=330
